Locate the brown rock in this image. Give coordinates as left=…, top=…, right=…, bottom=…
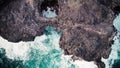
left=0, top=0, right=119, bottom=68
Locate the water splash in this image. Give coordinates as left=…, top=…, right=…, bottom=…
left=102, top=14, right=120, bottom=68
left=0, top=26, right=97, bottom=68
left=42, top=7, right=57, bottom=18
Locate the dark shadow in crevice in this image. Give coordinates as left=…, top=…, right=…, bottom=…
left=113, top=6, right=120, bottom=15
left=38, top=0, right=59, bottom=16
left=97, top=0, right=112, bottom=6
left=0, top=0, right=14, bottom=11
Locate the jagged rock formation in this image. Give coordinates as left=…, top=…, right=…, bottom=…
left=0, top=0, right=59, bottom=42
left=0, top=0, right=120, bottom=68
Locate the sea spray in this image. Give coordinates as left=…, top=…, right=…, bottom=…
left=0, top=26, right=97, bottom=68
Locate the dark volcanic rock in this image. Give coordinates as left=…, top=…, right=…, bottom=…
left=0, top=0, right=58, bottom=42
left=58, top=0, right=115, bottom=68
left=98, top=0, right=120, bottom=15
left=0, top=0, right=119, bottom=68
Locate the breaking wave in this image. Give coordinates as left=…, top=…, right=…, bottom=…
left=0, top=26, right=97, bottom=68
left=102, top=14, right=120, bottom=68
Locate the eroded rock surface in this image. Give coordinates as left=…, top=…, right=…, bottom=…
left=0, top=0, right=120, bottom=68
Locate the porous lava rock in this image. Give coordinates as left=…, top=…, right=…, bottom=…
left=0, top=0, right=120, bottom=68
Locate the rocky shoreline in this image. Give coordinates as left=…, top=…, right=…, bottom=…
left=0, top=0, right=120, bottom=68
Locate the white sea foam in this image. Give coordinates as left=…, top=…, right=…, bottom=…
left=102, top=14, right=120, bottom=68
left=42, top=7, right=57, bottom=18
left=0, top=26, right=97, bottom=68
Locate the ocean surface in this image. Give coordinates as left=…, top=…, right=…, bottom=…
left=0, top=12, right=120, bottom=68
left=0, top=26, right=97, bottom=68
left=102, top=14, right=120, bottom=68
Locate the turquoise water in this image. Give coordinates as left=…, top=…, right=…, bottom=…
left=0, top=26, right=78, bottom=68
left=103, top=14, right=120, bottom=68
left=24, top=26, right=77, bottom=68
left=0, top=26, right=98, bottom=68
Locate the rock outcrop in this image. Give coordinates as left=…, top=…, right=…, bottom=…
left=0, top=0, right=120, bottom=68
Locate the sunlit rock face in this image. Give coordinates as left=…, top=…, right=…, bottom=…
left=0, top=0, right=119, bottom=68
left=0, top=26, right=98, bottom=68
